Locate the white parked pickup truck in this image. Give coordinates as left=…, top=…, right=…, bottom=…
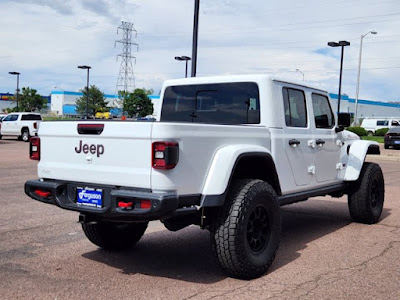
left=25, top=75, right=384, bottom=279
left=0, top=112, right=42, bottom=142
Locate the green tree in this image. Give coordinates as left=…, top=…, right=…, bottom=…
left=18, top=87, right=47, bottom=112
left=76, top=85, right=107, bottom=117
left=121, top=88, right=154, bottom=118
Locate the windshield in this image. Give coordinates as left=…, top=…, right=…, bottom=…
left=160, top=82, right=260, bottom=125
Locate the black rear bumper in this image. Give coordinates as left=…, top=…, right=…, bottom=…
left=25, top=179, right=182, bottom=222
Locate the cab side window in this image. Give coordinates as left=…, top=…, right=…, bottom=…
left=283, top=87, right=307, bottom=127
left=3, top=114, right=18, bottom=121
left=311, top=93, right=334, bottom=128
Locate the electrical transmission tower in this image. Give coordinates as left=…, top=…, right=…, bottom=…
left=115, top=21, right=138, bottom=93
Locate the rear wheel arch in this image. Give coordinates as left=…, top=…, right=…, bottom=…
left=230, top=153, right=282, bottom=196
left=201, top=153, right=281, bottom=207
left=21, top=126, right=30, bottom=134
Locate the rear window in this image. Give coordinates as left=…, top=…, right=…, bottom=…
left=160, top=82, right=260, bottom=125
left=21, top=114, right=42, bottom=121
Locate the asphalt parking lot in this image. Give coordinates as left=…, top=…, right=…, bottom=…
left=1, top=137, right=400, bottom=300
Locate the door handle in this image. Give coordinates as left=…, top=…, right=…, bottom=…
left=316, top=139, right=326, bottom=146
left=289, top=139, right=300, bottom=147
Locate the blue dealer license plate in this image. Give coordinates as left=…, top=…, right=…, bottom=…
left=395, top=141, right=400, bottom=144
left=77, top=187, right=103, bottom=208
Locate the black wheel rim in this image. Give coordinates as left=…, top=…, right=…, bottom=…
left=247, top=205, right=270, bottom=253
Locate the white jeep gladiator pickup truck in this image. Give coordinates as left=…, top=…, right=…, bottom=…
left=25, top=75, right=384, bottom=279
left=0, top=112, right=42, bottom=142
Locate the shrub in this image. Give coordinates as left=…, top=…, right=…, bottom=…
left=374, top=128, right=389, bottom=136
left=346, top=126, right=368, bottom=137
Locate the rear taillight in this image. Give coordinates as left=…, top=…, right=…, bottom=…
left=33, top=122, right=37, bottom=129
left=152, top=142, right=179, bottom=169
left=30, top=137, right=40, bottom=160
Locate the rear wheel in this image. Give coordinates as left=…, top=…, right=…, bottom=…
left=82, top=221, right=148, bottom=250
left=210, top=179, right=281, bottom=279
left=348, top=162, right=385, bottom=224
left=384, top=144, right=389, bottom=149
left=21, top=129, right=30, bottom=142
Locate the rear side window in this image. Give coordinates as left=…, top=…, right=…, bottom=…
left=283, top=87, right=307, bottom=127
left=161, top=82, right=260, bottom=125
left=21, top=114, right=42, bottom=121
left=377, top=120, right=388, bottom=126
left=311, top=93, right=334, bottom=128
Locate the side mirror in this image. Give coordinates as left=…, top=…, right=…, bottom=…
left=335, top=113, right=351, bottom=132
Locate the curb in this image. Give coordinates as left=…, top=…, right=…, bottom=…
left=367, top=155, right=400, bottom=162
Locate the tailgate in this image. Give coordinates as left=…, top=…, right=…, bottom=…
left=37, top=121, right=153, bottom=189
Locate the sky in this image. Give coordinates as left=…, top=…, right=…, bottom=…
left=1, top=0, right=400, bottom=103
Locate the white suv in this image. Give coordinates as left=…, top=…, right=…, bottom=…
left=0, top=112, right=42, bottom=142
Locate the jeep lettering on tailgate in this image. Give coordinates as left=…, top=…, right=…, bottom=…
left=75, top=140, right=104, bottom=157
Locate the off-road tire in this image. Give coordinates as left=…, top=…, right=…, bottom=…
left=21, top=129, right=30, bottom=142
left=82, top=221, right=148, bottom=250
left=348, top=162, right=385, bottom=224
left=210, top=179, right=281, bottom=279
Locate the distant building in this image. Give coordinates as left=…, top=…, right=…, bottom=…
left=50, top=91, right=161, bottom=117
left=0, top=93, right=16, bottom=112
left=329, top=94, right=400, bottom=120
left=0, top=92, right=50, bottom=112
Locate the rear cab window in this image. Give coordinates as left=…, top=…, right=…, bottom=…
left=160, top=82, right=260, bottom=125
left=21, top=114, right=42, bottom=121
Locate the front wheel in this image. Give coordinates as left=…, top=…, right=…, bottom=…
left=348, top=162, right=385, bottom=224
left=210, top=179, right=281, bottom=279
left=82, top=221, right=148, bottom=250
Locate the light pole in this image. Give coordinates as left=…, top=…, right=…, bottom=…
left=295, top=69, right=304, bottom=81
left=328, top=40, right=351, bottom=116
left=175, top=56, right=191, bottom=78
left=54, top=86, right=65, bottom=91
left=77, top=65, right=91, bottom=118
left=9, top=71, right=20, bottom=111
left=191, top=0, right=200, bottom=77
left=354, top=31, right=377, bottom=126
